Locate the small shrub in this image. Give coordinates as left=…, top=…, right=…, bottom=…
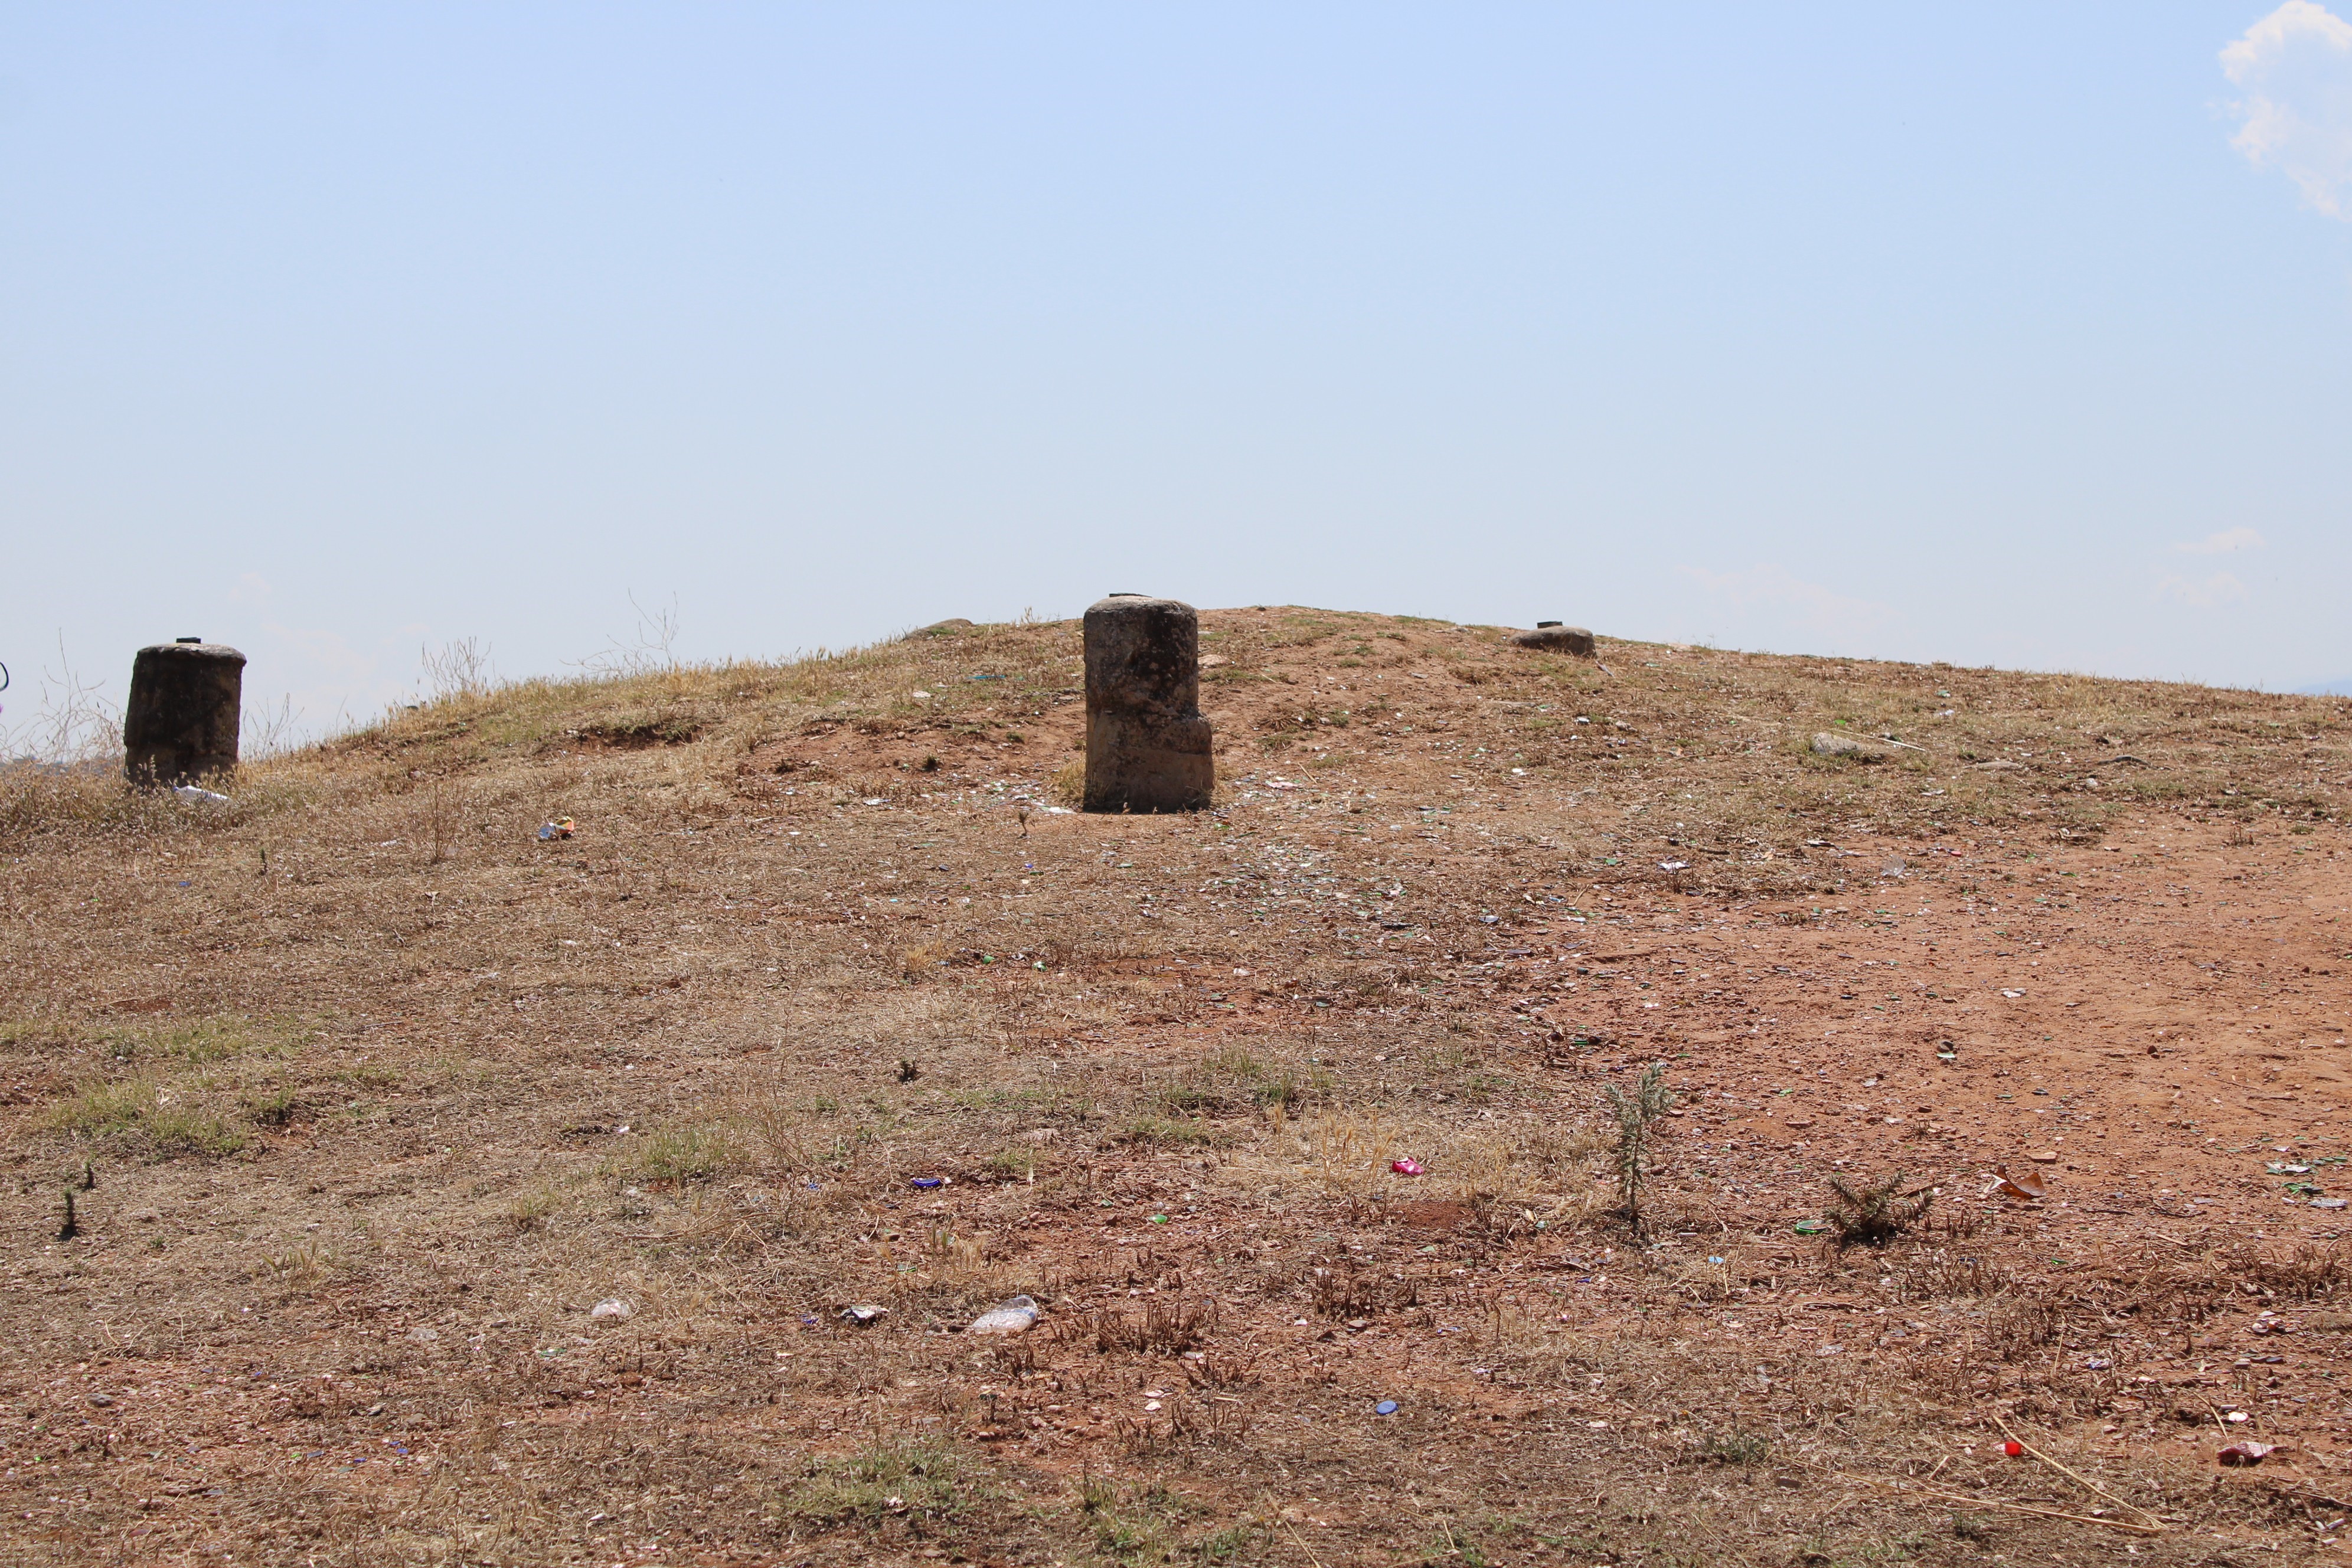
left=1602, top=1064, right=1674, bottom=1230
left=1697, top=1430, right=1770, bottom=1465
left=508, top=1187, right=556, bottom=1233
left=1949, top=1513, right=1995, bottom=1543
left=623, top=1122, right=743, bottom=1184
left=246, top=1087, right=298, bottom=1127
left=1824, top=1171, right=1934, bottom=1247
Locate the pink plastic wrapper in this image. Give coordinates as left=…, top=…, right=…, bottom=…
left=2219, top=1441, right=2274, bottom=1466
left=1390, top=1157, right=1425, bottom=1177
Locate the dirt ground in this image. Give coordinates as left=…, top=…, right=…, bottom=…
left=5, top=607, right=2352, bottom=1566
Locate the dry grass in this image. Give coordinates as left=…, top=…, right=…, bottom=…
left=1, top=607, right=2346, bottom=1564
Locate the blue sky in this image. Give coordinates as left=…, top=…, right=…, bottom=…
left=4, top=4, right=2351, bottom=746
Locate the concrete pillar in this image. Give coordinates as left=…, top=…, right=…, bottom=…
left=124, top=639, right=244, bottom=785
left=1083, top=595, right=1213, bottom=813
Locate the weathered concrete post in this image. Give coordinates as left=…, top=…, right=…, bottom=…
left=1083, top=595, right=1213, bottom=813
left=123, top=639, right=244, bottom=786
left=1510, top=622, right=1596, bottom=655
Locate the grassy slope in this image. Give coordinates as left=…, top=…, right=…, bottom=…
left=1, top=608, right=2346, bottom=1566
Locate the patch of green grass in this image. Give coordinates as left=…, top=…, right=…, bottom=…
left=1079, top=1479, right=1188, bottom=1565
left=44, top=1077, right=247, bottom=1157
left=1113, top=1117, right=1218, bottom=1149
left=619, top=1122, right=744, bottom=1184
left=1251, top=1074, right=1308, bottom=1112
left=245, top=1086, right=298, bottom=1126
left=1697, top=1429, right=1770, bottom=1465
left=985, top=1146, right=1037, bottom=1181
left=508, top=1185, right=557, bottom=1233
left=783, top=1438, right=968, bottom=1527
left=90, top=1013, right=315, bottom=1066
left=1200, top=1045, right=1263, bottom=1082
left=1155, top=1084, right=1224, bottom=1115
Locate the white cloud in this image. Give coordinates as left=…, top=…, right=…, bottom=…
left=2170, top=526, right=2266, bottom=554
left=2154, top=571, right=2251, bottom=607
left=2222, top=2, right=2352, bottom=218
left=1678, top=563, right=1893, bottom=638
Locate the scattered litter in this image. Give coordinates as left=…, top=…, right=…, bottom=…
left=1707, top=1256, right=1726, bottom=1265
left=965, top=1295, right=1039, bottom=1335
left=1375, top=1400, right=1399, bottom=1416
left=839, top=1304, right=889, bottom=1324
left=1390, top=1157, right=1425, bottom=1177
left=172, top=785, right=231, bottom=806
left=2268, top=1162, right=2313, bottom=1175
left=2219, top=1441, right=2274, bottom=1466
left=2002, top=1440, right=2023, bottom=1458
left=1792, top=1219, right=1827, bottom=1235
left=2224, top=1410, right=2250, bottom=1423
left=909, top=1177, right=943, bottom=1190
left=1148, top=1213, right=1170, bottom=1224
left=2084, top=1357, right=2111, bottom=1370
left=2315, top=1197, right=2348, bottom=1210
left=589, top=1298, right=632, bottom=1321
left=1658, top=860, right=1688, bottom=872
left=87, top=1393, right=113, bottom=1407
left=537, top=818, right=575, bottom=841
left=1994, top=1168, right=2047, bottom=1201
left=2000, top=988, right=2025, bottom=998
left=863, top=797, right=885, bottom=806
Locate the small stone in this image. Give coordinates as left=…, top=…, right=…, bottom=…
left=840, top=1303, right=890, bottom=1324
left=1811, top=731, right=1896, bottom=762
left=87, top=1393, right=113, bottom=1407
